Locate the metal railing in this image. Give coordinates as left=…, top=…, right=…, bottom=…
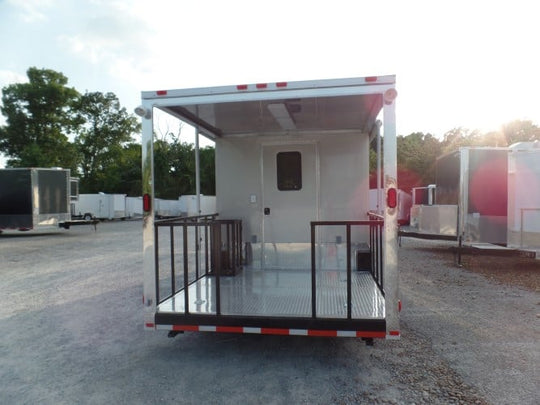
left=154, top=214, right=243, bottom=309
left=310, top=217, right=384, bottom=319
left=155, top=215, right=382, bottom=321
left=367, top=212, right=384, bottom=291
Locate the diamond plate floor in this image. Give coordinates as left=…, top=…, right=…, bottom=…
left=158, top=269, right=385, bottom=319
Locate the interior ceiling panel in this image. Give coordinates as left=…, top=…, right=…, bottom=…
left=163, top=93, right=383, bottom=137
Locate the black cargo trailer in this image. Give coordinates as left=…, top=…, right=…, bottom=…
left=0, top=168, right=72, bottom=231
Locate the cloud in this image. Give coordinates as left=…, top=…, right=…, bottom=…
left=57, top=2, right=155, bottom=86
left=0, top=70, right=28, bottom=88
left=0, top=70, right=28, bottom=128
left=7, top=0, right=54, bottom=23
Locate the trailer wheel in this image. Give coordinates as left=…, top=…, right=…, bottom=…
left=83, top=213, right=93, bottom=221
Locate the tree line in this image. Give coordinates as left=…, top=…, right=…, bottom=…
left=1, top=67, right=538, bottom=198
left=380, top=122, right=539, bottom=193
left=0, top=67, right=215, bottom=198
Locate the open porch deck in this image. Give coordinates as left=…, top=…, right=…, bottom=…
left=157, top=268, right=385, bottom=319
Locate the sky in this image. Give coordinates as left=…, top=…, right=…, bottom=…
left=1, top=0, right=539, bottom=159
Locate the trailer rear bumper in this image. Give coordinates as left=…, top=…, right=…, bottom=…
left=148, top=314, right=387, bottom=339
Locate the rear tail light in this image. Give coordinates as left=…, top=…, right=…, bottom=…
left=387, top=188, right=397, bottom=208
left=143, top=193, right=151, bottom=212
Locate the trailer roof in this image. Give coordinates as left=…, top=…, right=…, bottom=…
left=140, top=75, right=396, bottom=139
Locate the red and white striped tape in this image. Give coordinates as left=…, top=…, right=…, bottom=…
left=146, top=323, right=398, bottom=339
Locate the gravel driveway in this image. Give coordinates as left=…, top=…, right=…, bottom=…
left=0, top=221, right=537, bottom=404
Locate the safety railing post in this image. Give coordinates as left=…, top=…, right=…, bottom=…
left=310, top=223, right=317, bottom=318
left=183, top=224, right=189, bottom=314
left=346, top=224, right=352, bottom=319
left=211, top=221, right=222, bottom=315
left=170, top=226, right=175, bottom=298
left=154, top=224, right=160, bottom=304
left=204, top=220, right=209, bottom=275
left=195, top=224, right=199, bottom=279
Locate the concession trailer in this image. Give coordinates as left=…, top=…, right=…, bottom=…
left=137, top=75, right=400, bottom=342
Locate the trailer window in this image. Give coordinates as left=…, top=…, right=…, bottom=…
left=277, top=151, right=302, bottom=191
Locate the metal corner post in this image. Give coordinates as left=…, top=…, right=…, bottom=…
left=383, top=91, right=400, bottom=337
left=141, top=103, right=157, bottom=324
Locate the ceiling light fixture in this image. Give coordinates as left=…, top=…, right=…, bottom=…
left=268, top=103, right=296, bottom=130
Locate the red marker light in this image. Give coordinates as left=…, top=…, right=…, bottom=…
left=156, top=90, right=167, bottom=96
left=236, top=84, right=248, bottom=90
left=256, top=83, right=268, bottom=89
left=143, top=193, right=151, bottom=212
left=276, top=82, right=288, bottom=88
left=365, top=76, right=378, bottom=82
left=387, top=188, right=397, bottom=208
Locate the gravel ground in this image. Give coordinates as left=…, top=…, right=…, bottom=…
left=0, top=221, right=537, bottom=404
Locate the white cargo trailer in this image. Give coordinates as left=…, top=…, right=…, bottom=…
left=178, top=195, right=216, bottom=217
left=154, top=198, right=183, bottom=218
left=507, top=141, right=540, bottom=250
left=74, top=193, right=126, bottom=220
left=406, top=147, right=509, bottom=244
left=126, top=196, right=143, bottom=218
left=138, top=76, right=400, bottom=342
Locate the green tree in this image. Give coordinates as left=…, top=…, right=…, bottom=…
left=396, top=132, right=442, bottom=193
left=501, top=120, right=540, bottom=144
left=0, top=67, right=79, bottom=169
left=153, top=132, right=215, bottom=199
left=477, top=130, right=508, bottom=147
left=73, top=91, right=140, bottom=192
left=440, top=127, right=482, bottom=154
left=199, top=146, right=215, bottom=195
left=104, top=143, right=142, bottom=196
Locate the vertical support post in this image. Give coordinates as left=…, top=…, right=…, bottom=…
left=370, top=221, right=375, bottom=280
left=379, top=222, right=384, bottom=289
left=310, top=223, right=317, bottom=318
left=195, top=224, right=200, bottom=279
left=194, top=116, right=201, bottom=216
left=346, top=224, right=352, bottom=319
left=204, top=221, right=209, bottom=275
left=383, top=88, right=399, bottom=337
left=238, top=221, right=243, bottom=266
left=226, top=222, right=231, bottom=272
left=212, top=221, right=222, bottom=315
left=154, top=225, right=160, bottom=304
left=183, top=224, right=189, bottom=314
left=170, top=226, right=175, bottom=297
left=141, top=103, right=157, bottom=326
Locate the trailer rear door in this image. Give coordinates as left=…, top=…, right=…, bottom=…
left=262, top=143, right=318, bottom=247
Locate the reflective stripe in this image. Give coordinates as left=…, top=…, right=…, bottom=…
left=156, top=324, right=387, bottom=338
left=261, top=328, right=290, bottom=335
